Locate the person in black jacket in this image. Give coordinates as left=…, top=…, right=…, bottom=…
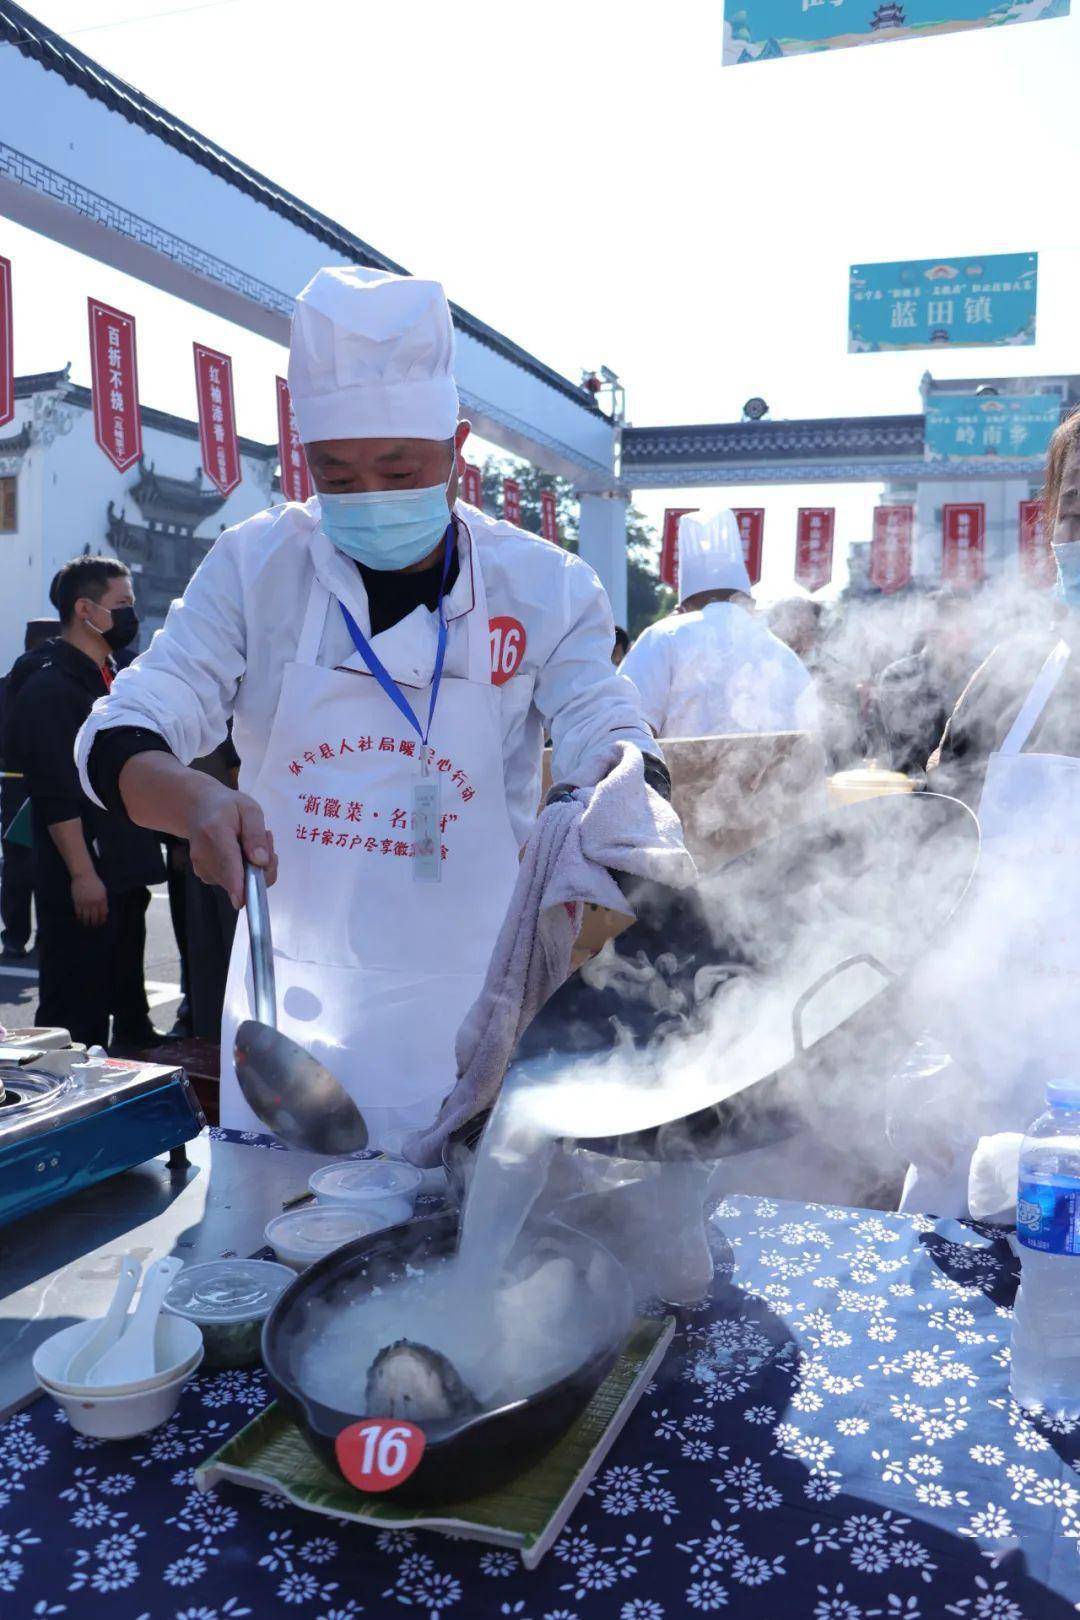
left=5, top=557, right=165, bottom=1048
left=0, top=619, right=59, bottom=957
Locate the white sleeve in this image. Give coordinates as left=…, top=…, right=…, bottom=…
left=76, top=528, right=247, bottom=806
left=533, top=557, right=657, bottom=784
left=621, top=625, right=669, bottom=737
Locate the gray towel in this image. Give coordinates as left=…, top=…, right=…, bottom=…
left=404, top=742, right=695, bottom=1166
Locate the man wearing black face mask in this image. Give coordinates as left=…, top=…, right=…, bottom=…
left=5, top=556, right=165, bottom=1048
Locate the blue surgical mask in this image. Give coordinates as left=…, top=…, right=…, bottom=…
left=317, top=450, right=456, bottom=571
left=1052, top=540, right=1080, bottom=608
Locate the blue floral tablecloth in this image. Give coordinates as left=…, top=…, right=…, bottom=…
left=2, top=1135, right=1079, bottom=1620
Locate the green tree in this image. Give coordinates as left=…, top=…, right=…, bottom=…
left=475, top=454, right=671, bottom=639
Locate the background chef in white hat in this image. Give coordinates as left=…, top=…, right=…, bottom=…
left=75, top=264, right=664, bottom=1148
left=622, top=509, right=818, bottom=739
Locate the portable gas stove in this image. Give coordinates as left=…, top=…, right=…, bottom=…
left=0, top=1030, right=205, bottom=1226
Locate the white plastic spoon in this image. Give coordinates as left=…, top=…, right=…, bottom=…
left=84, top=1256, right=184, bottom=1387
left=63, top=1255, right=142, bottom=1385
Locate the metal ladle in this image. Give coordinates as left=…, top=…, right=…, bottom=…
left=233, top=863, right=368, bottom=1155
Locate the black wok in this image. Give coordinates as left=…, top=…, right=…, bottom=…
left=503, top=792, right=980, bottom=1162
left=262, top=1212, right=633, bottom=1505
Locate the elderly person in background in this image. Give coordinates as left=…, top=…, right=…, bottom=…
left=928, top=419, right=1080, bottom=804
left=891, top=408, right=1080, bottom=1218
left=870, top=592, right=979, bottom=777
left=623, top=510, right=817, bottom=739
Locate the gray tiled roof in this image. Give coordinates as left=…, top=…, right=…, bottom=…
left=0, top=3, right=600, bottom=417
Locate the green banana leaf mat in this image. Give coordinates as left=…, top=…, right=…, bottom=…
left=196, top=1315, right=674, bottom=1568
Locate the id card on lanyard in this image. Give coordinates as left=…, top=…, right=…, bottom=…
left=339, top=527, right=454, bottom=884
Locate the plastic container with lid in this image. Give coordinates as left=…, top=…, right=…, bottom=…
left=164, top=1259, right=295, bottom=1368
left=265, top=1206, right=386, bottom=1273
left=827, top=767, right=916, bottom=807
left=308, top=1157, right=421, bottom=1224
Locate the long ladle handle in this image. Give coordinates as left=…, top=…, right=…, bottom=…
left=245, top=861, right=277, bottom=1029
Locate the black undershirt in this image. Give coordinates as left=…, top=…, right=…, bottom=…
left=359, top=547, right=459, bottom=636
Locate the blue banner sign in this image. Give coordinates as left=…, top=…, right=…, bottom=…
left=925, top=394, right=1061, bottom=462
left=724, top=0, right=1067, bottom=64
left=849, top=254, right=1037, bottom=352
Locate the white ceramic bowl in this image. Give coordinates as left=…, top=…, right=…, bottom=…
left=38, top=1348, right=204, bottom=1438
left=33, top=1314, right=204, bottom=1396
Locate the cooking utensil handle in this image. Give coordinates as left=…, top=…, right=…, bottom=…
left=791, top=953, right=896, bottom=1058
left=245, top=862, right=277, bottom=1029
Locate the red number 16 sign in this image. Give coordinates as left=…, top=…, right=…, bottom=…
left=489, top=616, right=526, bottom=686
left=336, top=1419, right=427, bottom=1492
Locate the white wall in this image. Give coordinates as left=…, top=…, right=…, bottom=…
left=0, top=417, right=45, bottom=665
left=0, top=382, right=277, bottom=666
left=912, top=477, right=1035, bottom=586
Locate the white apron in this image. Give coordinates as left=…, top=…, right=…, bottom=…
left=898, top=639, right=1080, bottom=1215
left=220, top=528, right=521, bottom=1150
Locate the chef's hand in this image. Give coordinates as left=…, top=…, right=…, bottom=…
left=71, top=870, right=108, bottom=928
left=186, top=780, right=278, bottom=909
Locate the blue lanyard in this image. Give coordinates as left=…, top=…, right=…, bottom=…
left=339, top=524, right=455, bottom=750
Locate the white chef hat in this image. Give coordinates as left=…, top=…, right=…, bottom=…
left=288, top=265, right=459, bottom=443
left=678, top=509, right=751, bottom=603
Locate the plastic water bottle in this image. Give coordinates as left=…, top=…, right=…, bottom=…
left=1010, top=1079, right=1080, bottom=1416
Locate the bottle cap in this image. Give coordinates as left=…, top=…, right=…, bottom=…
left=1046, top=1079, right=1080, bottom=1109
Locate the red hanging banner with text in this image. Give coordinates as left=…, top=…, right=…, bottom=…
left=276, top=377, right=312, bottom=504
left=1018, top=499, right=1054, bottom=587
left=461, top=463, right=483, bottom=509
left=660, top=507, right=698, bottom=592
left=733, top=508, right=764, bottom=587
left=539, top=489, right=559, bottom=544
left=502, top=477, right=521, bottom=524
left=870, top=505, right=914, bottom=595
left=88, top=298, right=142, bottom=472
left=795, top=508, right=835, bottom=593
left=941, top=503, right=985, bottom=589
left=193, top=344, right=241, bottom=497
left=0, top=257, right=12, bottom=430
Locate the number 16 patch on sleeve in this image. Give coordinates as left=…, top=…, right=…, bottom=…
left=489, top=617, right=526, bottom=686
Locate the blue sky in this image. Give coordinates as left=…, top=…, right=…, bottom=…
left=5, top=0, right=1079, bottom=597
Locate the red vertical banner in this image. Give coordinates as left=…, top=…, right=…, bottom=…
left=660, top=507, right=697, bottom=591
left=870, top=504, right=914, bottom=594
left=733, top=508, right=764, bottom=586
left=193, top=344, right=241, bottom=497
left=461, top=463, right=483, bottom=508
left=502, top=477, right=521, bottom=524
left=539, top=488, right=559, bottom=544
left=88, top=298, right=142, bottom=472
left=941, top=503, right=985, bottom=589
left=0, top=256, right=12, bottom=430
left=1019, top=499, right=1054, bottom=587
left=276, top=377, right=312, bottom=504
left=795, top=508, right=835, bottom=593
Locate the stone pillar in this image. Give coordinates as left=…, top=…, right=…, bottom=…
left=577, top=491, right=629, bottom=629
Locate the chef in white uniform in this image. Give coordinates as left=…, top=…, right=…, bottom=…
left=75, top=266, right=661, bottom=1148
left=622, top=509, right=818, bottom=739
